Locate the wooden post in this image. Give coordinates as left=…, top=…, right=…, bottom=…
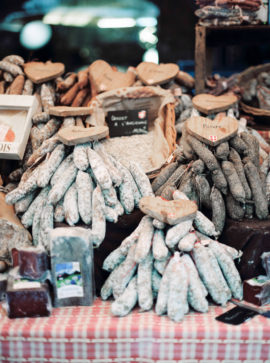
left=195, top=25, right=207, bottom=95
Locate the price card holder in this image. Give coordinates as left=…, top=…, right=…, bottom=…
left=0, top=95, right=38, bottom=160
left=106, top=109, right=148, bottom=137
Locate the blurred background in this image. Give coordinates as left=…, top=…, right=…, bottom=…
left=0, top=0, right=269, bottom=75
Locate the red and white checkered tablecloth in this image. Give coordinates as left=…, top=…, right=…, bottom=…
left=0, top=298, right=269, bottom=363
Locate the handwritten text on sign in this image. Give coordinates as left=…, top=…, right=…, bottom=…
left=107, top=109, right=148, bottom=137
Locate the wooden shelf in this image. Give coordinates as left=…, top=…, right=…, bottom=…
left=195, top=24, right=270, bottom=94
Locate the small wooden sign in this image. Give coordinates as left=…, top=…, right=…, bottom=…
left=24, top=61, right=65, bottom=84
left=186, top=116, right=238, bottom=146
left=192, top=93, right=238, bottom=115
left=139, top=196, right=197, bottom=225
left=175, top=70, right=195, bottom=89
left=88, top=60, right=135, bottom=93
left=57, top=125, right=109, bottom=146
left=136, top=62, right=179, bottom=86
left=49, top=106, right=91, bottom=117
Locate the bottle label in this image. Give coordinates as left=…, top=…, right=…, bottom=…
left=56, top=262, right=83, bottom=299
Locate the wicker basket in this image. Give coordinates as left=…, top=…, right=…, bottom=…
left=88, top=86, right=176, bottom=178
left=238, top=63, right=270, bottom=120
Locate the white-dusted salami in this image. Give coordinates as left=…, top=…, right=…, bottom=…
left=114, top=159, right=138, bottom=211
left=112, top=244, right=137, bottom=299
left=152, top=229, right=168, bottom=261
left=118, top=175, right=135, bottom=214
left=89, top=186, right=106, bottom=247
left=30, top=126, right=42, bottom=151
left=173, top=189, right=218, bottom=237
left=119, top=216, right=147, bottom=255
left=111, top=276, right=138, bottom=317
left=93, top=142, right=123, bottom=187
left=21, top=186, right=50, bottom=228
left=63, top=182, right=79, bottom=226
left=0, top=60, right=23, bottom=76
left=73, top=143, right=90, bottom=171
left=102, top=246, right=126, bottom=272
left=154, top=255, right=170, bottom=275
left=192, top=244, right=228, bottom=305
left=182, top=254, right=209, bottom=313
left=104, top=205, right=118, bottom=223
left=37, top=144, right=66, bottom=188
left=155, top=256, right=175, bottom=315
left=178, top=232, right=197, bottom=252
left=134, top=216, right=154, bottom=263
left=23, top=78, right=33, bottom=95
left=62, top=117, right=75, bottom=129
left=207, top=247, right=232, bottom=304
left=3, top=54, right=24, bottom=66
left=48, top=162, right=78, bottom=205
left=152, top=218, right=165, bottom=229
left=137, top=252, right=153, bottom=311
left=167, top=253, right=188, bottom=322
left=129, top=161, right=154, bottom=197
left=32, top=199, right=46, bottom=246
left=5, top=164, right=41, bottom=205
left=152, top=269, right=161, bottom=297
left=54, top=199, right=65, bottom=223
left=50, top=153, right=73, bottom=186
left=102, top=186, right=118, bottom=207
left=209, top=240, right=243, bottom=300
left=15, top=191, right=36, bottom=214
left=32, top=112, right=50, bottom=124
left=39, top=118, right=62, bottom=144
left=8, top=168, right=23, bottom=182
left=194, top=211, right=218, bottom=237
left=76, top=170, right=93, bottom=224
left=113, top=199, right=124, bottom=217
left=39, top=202, right=54, bottom=249
left=100, top=263, right=121, bottom=300
left=87, top=147, right=112, bottom=190
left=221, top=161, right=245, bottom=203
left=165, top=219, right=193, bottom=248
left=40, top=83, right=54, bottom=112
left=27, top=136, right=60, bottom=167
left=210, top=187, right=226, bottom=235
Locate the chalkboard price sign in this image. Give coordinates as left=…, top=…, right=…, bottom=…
left=107, top=109, right=148, bottom=137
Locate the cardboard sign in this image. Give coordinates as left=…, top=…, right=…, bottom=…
left=136, top=62, right=179, bottom=86
left=0, top=95, right=38, bottom=160
left=57, top=125, right=109, bottom=146
left=139, top=196, right=198, bottom=225
left=106, top=110, right=148, bottom=137
left=192, top=93, right=238, bottom=115
left=186, top=116, right=238, bottom=146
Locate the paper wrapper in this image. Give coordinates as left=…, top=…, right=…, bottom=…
left=87, top=86, right=176, bottom=175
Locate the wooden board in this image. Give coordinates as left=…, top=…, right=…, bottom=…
left=57, top=126, right=109, bottom=146
left=175, top=70, right=195, bottom=89
left=139, top=196, right=197, bottom=225
left=186, top=115, right=238, bottom=146
left=192, top=93, right=238, bottom=114
left=88, top=60, right=135, bottom=93
left=136, top=62, right=179, bottom=86
left=24, top=61, right=65, bottom=84
left=49, top=106, right=91, bottom=117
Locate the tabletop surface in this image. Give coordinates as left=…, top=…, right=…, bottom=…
left=0, top=298, right=269, bottom=362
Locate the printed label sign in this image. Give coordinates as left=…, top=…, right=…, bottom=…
left=13, top=279, right=41, bottom=290
left=107, top=109, right=148, bottom=137
left=56, top=262, right=83, bottom=299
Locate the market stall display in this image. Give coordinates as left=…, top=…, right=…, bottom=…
left=100, top=192, right=243, bottom=322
